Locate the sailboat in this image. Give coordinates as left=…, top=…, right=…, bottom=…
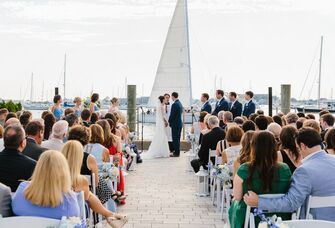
left=296, top=36, right=335, bottom=113
left=148, top=0, right=193, bottom=108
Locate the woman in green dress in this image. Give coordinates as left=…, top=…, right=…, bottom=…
left=228, top=131, right=292, bottom=228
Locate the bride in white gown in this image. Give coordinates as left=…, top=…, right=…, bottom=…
left=142, top=96, right=170, bottom=159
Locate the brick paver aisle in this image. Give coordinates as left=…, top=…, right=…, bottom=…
left=119, top=153, right=227, bottom=228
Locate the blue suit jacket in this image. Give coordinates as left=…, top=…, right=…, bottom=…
left=168, top=99, right=183, bottom=129
left=201, top=101, right=212, bottom=113
left=259, top=151, right=335, bottom=221
left=242, top=100, right=256, bottom=117
left=212, top=98, right=229, bottom=116
left=229, top=100, right=242, bottom=119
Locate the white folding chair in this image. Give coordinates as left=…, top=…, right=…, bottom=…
left=284, top=220, right=335, bottom=228
left=209, top=150, right=217, bottom=202
left=85, top=174, right=97, bottom=224
left=244, top=194, right=285, bottom=228
left=75, top=191, right=86, bottom=226
left=0, top=216, right=60, bottom=228
left=220, top=186, right=233, bottom=220
left=306, top=195, right=335, bottom=220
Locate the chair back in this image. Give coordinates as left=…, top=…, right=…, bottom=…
left=244, top=194, right=285, bottom=228
left=85, top=174, right=96, bottom=195
left=0, top=216, right=59, bottom=228
left=208, top=150, right=217, bottom=168
left=284, top=220, right=335, bottom=228
left=75, top=191, right=86, bottom=223
left=306, top=195, right=335, bottom=220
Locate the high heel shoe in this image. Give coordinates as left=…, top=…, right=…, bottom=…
left=106, top=215, right=128, bottom=228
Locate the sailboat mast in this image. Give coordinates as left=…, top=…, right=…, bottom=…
left=185, top=0, right=192, bottom=106
left=30, top=73, right=34, bottom=102
left=317, top=36, right=323, bottom=108
left=64, top=53, right=67, bottom=100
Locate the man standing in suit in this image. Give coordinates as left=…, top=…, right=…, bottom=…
left=242, top=91, right=256, bottom=118
left=0, top=124, right=36, bottom=192
left=212, top=89, right=229, bottom=116
left=190, top=116, right=225, bottom=173
left=228, top=92, right=242, bottom=119
left=22, top=120, right=47, bottom=161
left=200, top=93, right=212, bottom=113
left=244, top=128, right=335, bottom=221
left=169, top=92, right=183, bottom=157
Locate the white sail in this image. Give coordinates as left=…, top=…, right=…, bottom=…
left=148, top=0, right=192, bottom=107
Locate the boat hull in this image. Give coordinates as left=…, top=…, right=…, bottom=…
left=296, top=107, right=335, bottom=114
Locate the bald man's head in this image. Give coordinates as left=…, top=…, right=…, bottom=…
left=4, top=118, right=20, bottom=128
left=4, top=124, right=26, bottom=150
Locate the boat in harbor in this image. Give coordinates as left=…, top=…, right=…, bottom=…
left=295, top=36, right=335, bottom=114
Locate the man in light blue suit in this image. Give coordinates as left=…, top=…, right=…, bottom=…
left=244, top=128, right=335, bottom=221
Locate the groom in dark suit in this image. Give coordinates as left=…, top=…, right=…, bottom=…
left=169, top=92, right=183, bottom=157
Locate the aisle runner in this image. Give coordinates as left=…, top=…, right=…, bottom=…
left=118, top=153, right=226, bottom=228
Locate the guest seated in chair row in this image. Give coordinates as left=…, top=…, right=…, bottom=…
left=190, top=116, right=225, bottom=173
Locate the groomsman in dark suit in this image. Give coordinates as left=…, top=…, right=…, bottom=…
left=228, top=92, right=242, bottom=119
left=212, top=89, right=229, bottom=116
left=242, top=91, right=256, bottom=118
left=200, top=93, right=212, bottom=113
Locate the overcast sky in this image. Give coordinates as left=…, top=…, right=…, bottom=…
left=1, top=0, right=335, bottom=101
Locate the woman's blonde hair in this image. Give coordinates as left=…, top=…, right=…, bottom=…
left=24, top=150, right=72, bottom=207
left=303, top=119, right=321, bottom=133
left=61, top=140, right=84, bottom=188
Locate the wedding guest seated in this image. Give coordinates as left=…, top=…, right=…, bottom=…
left=64, top=107, right=75, bottom=117
left=233, top=117, right=244, bottom=128
left=244, top=127, right=335, bottom=221
left=320, top=113, right=334, bottom=141
left=81, top=108, right=91, bottom=127
left=5, top=112, right=17, bottom=122
left=296, top=117, right=307, bottom=129
left=242, top=120, right=256, bottom=132
left=62, top=141, right=124, bottom=215
left=233, top=131, right=255, bottom=175
left=319, top=109, right=330, bottom=118
left=22, top=120, right=47, bottom=161
left=303, top=119, right=321, bottom=134
left=267, top=123, right=282, bottom=150
left=218, top=126, right=243, bottom=172
left=65, top=113, right=79, bottom=128
left=229, top=131, right=292, bottom=228
left=248, top=113, right=258, bottom=122
left=85, top=124, right=110, bottom=166
left=277, top=126, right=301, bottom=173
left=325, top=128, right=335, bottom=155
left=19, top=111, right=32, bottom=129
left=0, top=124, right=36, bottom=192
left=12, top=150, right=80, bottom=219
left=272, top=115, right=283, bottom=127
left=306, top=113, right=316, bottom=120
left=41, top=120, right=68, bottom=151
left=0, top=108, right=8, bottom=126
left=0, top=182, right=12, bottom=217
left=222, top=111, right=236, bottom=131
left=218, top=111, right=225, bottom=129
left=254, top=115, right=268, bottom=131
left=285, top=112, right=299, bottom=128
left=0, top=125, right=3, bottom=151
left=297, top=112, right=305, bottom=118
left=190, top=111, right=208, bottom=144
left=199, top=114, right=211, bottom=146
left=90, top=112, right=99, bottom=125
left=42, top=112, right=55, bottom=140
left=105, top=113, right=122, bottom=138
left=190, top=116, right=225, bottom=173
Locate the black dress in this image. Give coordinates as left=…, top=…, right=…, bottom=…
left=280, top=150, right=297, bottom=173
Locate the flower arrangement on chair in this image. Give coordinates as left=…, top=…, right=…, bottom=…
left=100, top=162, right=119, bottom=180
left=253, top=208, right=290, bottom=228
left=212, top=164, right=233, bottom=188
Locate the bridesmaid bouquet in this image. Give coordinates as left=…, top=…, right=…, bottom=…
left=213, top=164, right=233, bottom=188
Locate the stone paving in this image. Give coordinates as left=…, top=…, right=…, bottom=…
left=118, top=152, right=227, bottom=228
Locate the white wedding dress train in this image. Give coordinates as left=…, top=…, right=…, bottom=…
left=142, top=103, right=170, bottom=159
